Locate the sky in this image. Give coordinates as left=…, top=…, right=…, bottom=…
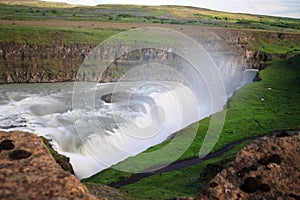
left=43, top=0, right=300, bottom=18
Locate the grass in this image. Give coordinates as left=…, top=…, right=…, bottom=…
left=0, top=24, right=124, bottom=45
left=121, top=141, right=251, bottom=200
left=246, top=32, right=300, bottom=54
left=0, top=24, right=174, bottom=47
left=40, top=136, right=74, bottom=174
left=0, top=0, right=75, bottom=8
left=253, top=40, right=299, bottom=54
left=0, top=24, right=126, bottom=79
left=83, top=54, right=300, bottom=199
left=193, top=10, right=300, bottom=30
left=181, top=54, right=300, bottom=159
left=0, top=1, right=300, bottom=31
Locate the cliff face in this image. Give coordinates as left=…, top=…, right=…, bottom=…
left=0, top=43, right=92, bottom=83
left=197, top=132, right=300, bottom=200
left=0, top=131, right=102, bottom=200
left=0, top=28, right=299, bottom=83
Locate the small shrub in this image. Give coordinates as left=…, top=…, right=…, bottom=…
left=51, top=9, right=58, bottom=14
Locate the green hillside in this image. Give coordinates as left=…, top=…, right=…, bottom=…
left=0, top=0, right=299, bottom=31
left=83, top=54, right=300, bottom=199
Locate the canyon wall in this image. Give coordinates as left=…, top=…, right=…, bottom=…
left=0, top=28, right=298, bottom=84
left=0, top=43, right=92, bottom=83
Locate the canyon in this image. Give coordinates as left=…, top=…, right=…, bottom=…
left=0, top=25, right=299, bottom=84
left=0, top=3, right=299, bottom=198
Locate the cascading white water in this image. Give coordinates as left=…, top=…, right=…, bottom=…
left=0, top=70, right=257, bottom=179
left=0, top=81, right=200, bottom=178
left=68, top=81, right=203, bottom=178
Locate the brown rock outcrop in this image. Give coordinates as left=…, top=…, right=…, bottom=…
left=0, top=131, right=102, bottom=200
left=197, top=132, right=300, bottom=200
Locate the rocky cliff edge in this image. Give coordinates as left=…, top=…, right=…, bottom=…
left=0, top=131, right=103, bottom=200
left=197, top=132, right=300, bottom=200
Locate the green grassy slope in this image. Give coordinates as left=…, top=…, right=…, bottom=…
left=83, top=55, right=300, bottom=199
left=243, top=31, right=300, bottom=54
left=0, top=0, right=75, bottom=8
left=121, top=142, right=251, bottom=199
left=0, top=24, right=124, bottom=45
left=0, top=0, right=299, bottom=31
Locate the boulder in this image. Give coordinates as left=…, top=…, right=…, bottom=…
left=0, top=131, right=102, bottom=200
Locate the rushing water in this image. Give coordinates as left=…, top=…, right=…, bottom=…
left=0, top=69, right=257, bottom=179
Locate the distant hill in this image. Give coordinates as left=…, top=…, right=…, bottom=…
left=0, top=0, right=299, bottom=31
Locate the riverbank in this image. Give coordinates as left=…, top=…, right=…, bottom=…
left=109, top=130, right=297, bottom=188
left=83, top=55, right=300, bottom=199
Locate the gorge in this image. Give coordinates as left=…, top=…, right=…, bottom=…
left=0, top=2, right=299, bottom=198
left=0, top=25, right=272, bottom=179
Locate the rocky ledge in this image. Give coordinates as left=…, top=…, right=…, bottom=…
left=0, top=131, right=102, bottom=200
left=197, top=132, right=300, bottom=200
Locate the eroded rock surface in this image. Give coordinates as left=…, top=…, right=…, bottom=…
left=0, top=131, right=102, bottom=200
left=197, top=132, right=300, bottom=200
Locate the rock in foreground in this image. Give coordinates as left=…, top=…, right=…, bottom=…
left=0, top=131, right=102, bottom=200
left=197, top=132, right=300, bottom=200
